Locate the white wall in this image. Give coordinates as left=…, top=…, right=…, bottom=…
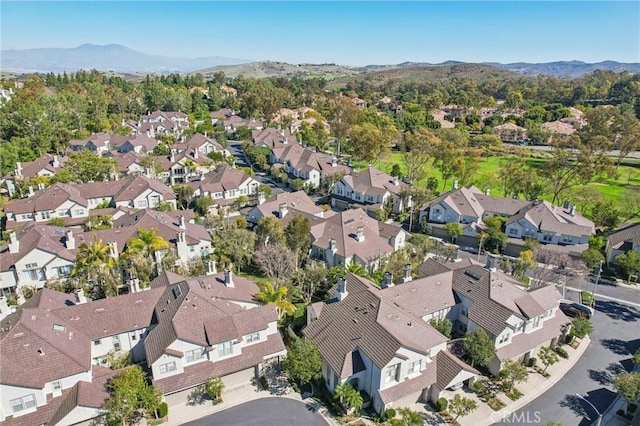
left=91, top=328, right=148, bottom=364
left=0, top=384, right=45, bottom=420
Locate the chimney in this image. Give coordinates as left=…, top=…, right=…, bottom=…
left=8, top=232, right=19, bottom=254
left=107, top=241, right=119, bottom=260
left=329, top=238, right=337, bottom=253
left=257, top=191, right=266, bottom=205
left=336, top=277, right=348, bottom=301
left=563, top=201, right=570, bottom=209
left=27, top=186, right=34, bottom=197
left=452, top=180, right=459, bottom=190
left=486, top=254, right=497, bottom=271
left=170, top=151, right=176, bottom=163
left=15, top=162, right=22, bottom=177
left=127, top=275, right=141, bottom=294
left=193, top=149, right=199, bottom=159
left=356, top=226, right=365, bottom=243
left=382, top=272, right=394, bottom=288
left=402, top=264, right=412, bottom=283
left=331, top=156, right=337, bottom=167
left=65, top=230, right=75, bottom=250
left=176, top=231, right=188, bottom=262
left=178, top=215, right=186, bottom=229
left=205, top=259, right=217, bottom=275
left=74, top=288, right=87, bottom=305
left=52, top=155, right=60, bottom=168
left=450, top=247, right=460, bottom=263
left=279, top=203, right=288, bottom=218
left=569, top=204, right=576, bottom=216
left=484, top=188, right=490, bottom=196
left=0, top=296, right=11, bottom=318
left=37, top=182, right=45, bottom=190
left=224, top=269, right=234, bottom=287
left=393, top=177, right=399, bottom=186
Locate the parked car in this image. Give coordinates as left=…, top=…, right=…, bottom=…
left=559, top=302, right=593, bottom=319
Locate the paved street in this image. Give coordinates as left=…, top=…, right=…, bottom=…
left=496, top=297, right=640, bottom=425
left=182, top=398, right=329, bottom=426
left=227, top=140, right=284, bottom=195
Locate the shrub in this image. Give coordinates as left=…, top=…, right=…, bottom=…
left=437, top=397, right=448, bottom=412
left=565, top=334, right=575, bottom=345
left=554, top=347, right=569, bottom=359
left=473, top=381, right=484, bottom=391
left=528, top=357, right=537, bottom=367
left=384, top=408, right=397, bottom=419
left=157, top=402, right=168, bottom=418
left=259, top=376, right=269, bottom=390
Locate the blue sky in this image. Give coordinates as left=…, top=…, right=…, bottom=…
left=1, top=1, right=639, bottom=66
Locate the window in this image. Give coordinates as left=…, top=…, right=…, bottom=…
left=509, top=228, right=518, bottom=235
left=461, top=306, right=469, bottom=317
left=93, top=339, right=101, bottom=345
left=25, top=263, right=37, bottom=269
left=22, top=268, right=45, bottom=281
left=408, top=360, right=422, bottom=374
left=74, top=209, right=84, bottom=216
left=10, top=394, right=36, bottom=413
left=185, top=348, right=205, bottom=362
left=214, top=192, right=223, bottom=198
left=136, top=200, right=148, bottom=208
left=384, top=364, right=400, bottom=384
left=534, top=316, right=541, bottom=328
left=246, top=332, right=260, bottom=343
left=543, top=234, right=553, bottom=242
left=159, top=361, right=177, bottom=374
left=189, top=245, right=195, bottom=253
left=217, top=340, right=233, bottom=357
left=21, top=214, right=32, bottom=220
left=52, top=381, right=62, bottom=392
left=57, top=209, right=70, bottom=217
left=499, top=333, right=510, bottom=343
left=53, top=265, right=72, bottom=278
left=40, top=211, right=51, bottom=220
left=113, top=336, right=121, bottom=352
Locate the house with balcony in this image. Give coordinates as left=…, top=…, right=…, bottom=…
left=177, top=133, right=229, bottom=157
left=152, top=149, right=214, bottom=185
left=332, top=166, right=410, bottom=214
left=308, top=208, right=405, bottom=271
left=304, top=273, right=476, bottom=414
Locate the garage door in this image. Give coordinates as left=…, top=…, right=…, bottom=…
left=223, top=367, right=256, bottom=390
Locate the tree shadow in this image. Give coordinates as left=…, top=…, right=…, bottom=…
left=588, top=369, right=612, bottom=386
left=601, top=338, right=635, bottom=355
left=559, top=394, right=588, bottom=418
left=606, top=362, right=627, bottom=377
left=596, top=300, right=640, bottom=322
left=186, top=385, right=207, bottom=406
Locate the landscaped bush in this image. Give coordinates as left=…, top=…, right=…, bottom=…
left=505, top=388, right=523, bottom=401
left=554, top=347, right=569, bottom=359
left=473, top=381, right=484, bottom=392
left=384, top=408, right=397, bottom=419
left=487, top=397, right=506, bottom=411
left=259, top=376, right=269, bottom=390
left=437, top=397, right=448, bottom=412
left=157, top=402, right=168, bottom=418
left=565, top=334, right=575, bottom=345
left=528, top=357, right=537, bottom=367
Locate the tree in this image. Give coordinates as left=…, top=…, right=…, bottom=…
left=174, top=184, right=195, bottom=210
left=254, top=281, right=295, bottom=319
left=448, top=394, right=478, bottom=422
left=538, top=346, right=559, bottom=374
left=463, top=329, right=496, bottom=367
left=72, top=236, right=119, bottom=298
left=255, top=216, right=286, bottom=247
left=429, top=317, right=452, bottom=339
left=590, top=199, right=621, bottom=231
left=571, top=317, right=593, bottom=339
left=285, top=215, right=311, bottom=265
left=499, top=359, right=528, bottom=392
left=103, top=365, right=161, bottom=425
left=64, top=151, right=118, bottom=183
left=616, top=251, right=640, bottom=280
left=281, top=338, right=322, bottom=385
left=254, top=244, right=297, bottom=280
left=204, top=376, right=225, bottom=404
left=390, top=408, right=423, bottom=426
left=256, top=183, right=273, bottom=199
left=443, top=223, right=462, bottom=243
left=402, top=127, right=437, bottom=184
left=613, top=372, right=640, bottom=415
left=513, top=250, right=536, bottom=280
left=125, top=228, right=170, bottom=262
left=580, top=248, right=604, bottom=270
left=350, top=122, right=391, bottom=164
left=194, top=196, right=214, bottom=216
left=480, top=216, right=507, bottom=254
left=633, top=349, right=640, bottom=366
left=334, top=383, right=363, bottom=413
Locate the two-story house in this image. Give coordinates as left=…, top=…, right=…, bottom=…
left=332, top=166, right=410, bottom=214
left=223, top=116, right=264, bottom=135
left=304, top=274, right=476, bottom=414
left=176, top=133, right=229, bottom=157
left=153, top=150, right=214, bottom=185
left=309, top=208, right=405, bottom=272
left=189, top=164, right=259, bottom=210
left=69, top=132, right=113, bottom=154
left=270, top=145, right=349, bottom=189
left=494, top=123, right=527, bottom=143
left=605, top=222, right=640, bottom=265
left=4, top=153, right=66, bottom=197
left=251, top=128, right=298, bottom=149
left=140, top=111, right=189, bottom=136
left=246, top=190, right=326, bottom=226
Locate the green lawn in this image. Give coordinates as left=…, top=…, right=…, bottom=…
left=359, top=151, right=640, bottom=206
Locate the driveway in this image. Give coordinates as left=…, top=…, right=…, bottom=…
left=495, top=297, right=640, bottom=425
left=182, top=398, right=329, bottom=426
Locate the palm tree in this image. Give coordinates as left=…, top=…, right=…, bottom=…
left=125, top=228, right=170, bottom=262
left=254, top=281, right=295, bottom=319
left=72, top=236, right=119, bottom=297
left=334, top=384, right=363, bottom=414
left=347, top=262, right=368, bottom=277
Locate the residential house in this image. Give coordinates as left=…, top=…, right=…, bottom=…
left=189, top=164, right=260, bottom=209
left=111, top=134, right=159, bottom=154
left=4, top=154, right=66, bottom=197
left=494, top=123, right=527, bottom=143
left=145, top=270, right=286, bottom=395
left=245, top=190, right=326, bottom=225
left=420, top=186, right=594, bottom=247
left=431, top=110, right=455, bottom=129
left=210, top=108, right=234, bottom=125
left=177, top=133, right=229, bottom=157
left=352, top=97, right=367, bottom=110
left=270, top=144, right=350, bottom=189
left=251, top=128, right=298, bottom=149
left=304, top=273, right=475, bottom=413
left=141, top=111, right=189, bottom=136
left=332, top=166, right=410, bottom=214
left=416, top=257, right=570, bottom=375
left=0, top=269, right=284, bottom=425
left=5, top=183, right=90, bottom=225
left=561, top=107, right=586, bottom=129
left=541, top=121, right=576, bottom=140
left=69, top=133, right=112, bottom=154
left=152, top=150, right=214, bottom=185
left=308, top=208, right=405, bottom=271
left=605, top=223, right=640, bottom=264
left=223, top=116, right=264, bottom=134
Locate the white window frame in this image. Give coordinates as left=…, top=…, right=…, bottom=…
left=245, top=332, right=260, bottom=343
left=159, top=361, right=177, bottom=374
left=10, top=394, right=36, bottom=413
left=185, top=348, right=205, bottom=363
left=52, top=381, right=62, bottom=392
left=217, top=340, right=233, bottom=357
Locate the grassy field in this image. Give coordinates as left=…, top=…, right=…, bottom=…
left=355, top=150, right=640, bottom=206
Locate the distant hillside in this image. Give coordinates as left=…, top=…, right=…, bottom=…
left=327, top=63, right=520, bottom=88
left=487, top=60, right=640, bottom=77
left=192, top=61, right=360, bottom=80
left=0, top=44, right=251, bottom=74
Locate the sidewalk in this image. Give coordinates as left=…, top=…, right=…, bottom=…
left=455, top=336, right=592, bottom=426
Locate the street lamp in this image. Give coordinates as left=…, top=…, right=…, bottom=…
left=591, top=260, right=603, bottom=308
left=575, top=393, right=602, bottom=426
left=477, top=234, right=486, bottom=262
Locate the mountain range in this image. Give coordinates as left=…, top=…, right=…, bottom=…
left=1, top=44, right=639, bottom=78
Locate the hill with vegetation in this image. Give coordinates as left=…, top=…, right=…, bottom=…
left=192, top=61, right=361, bottom=80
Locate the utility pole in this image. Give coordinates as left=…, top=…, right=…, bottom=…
left=591, top=260, right=603, bottom=307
